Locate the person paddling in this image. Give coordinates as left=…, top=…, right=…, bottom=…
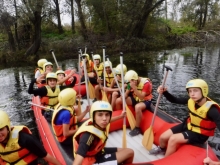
left=73, top=101, right=134, bottom=165
left=115, top=70, right=153, bottom=136
left=28, top=72, right=76, bottom=121
left=52, top=88, right=90, bottom=155
left=149, top=79, right=220, bottom=157
left=0, top=110, right=62, bottom=165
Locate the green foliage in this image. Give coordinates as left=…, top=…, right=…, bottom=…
left=171, top=26, right=196, bottom=35
left=41, top=30, right=73, bottom=40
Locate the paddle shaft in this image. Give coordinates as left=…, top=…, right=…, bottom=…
left=102, top=46, right=106, bottom=89
left=78, top=53, right=81, bottom=95
left=28, top=102, right=54, bottom=111
left=50, top=50, right=59, bottom=68
left=150, top=66, right=172, bottom=126
left=82, top=57, right=90, bottom=106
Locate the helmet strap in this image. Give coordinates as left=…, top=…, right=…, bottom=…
left=93, top=122, right=105, bottom=131
left=195, top=96, right=206, bottom=104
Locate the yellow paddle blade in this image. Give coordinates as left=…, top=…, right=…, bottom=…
left=126, top=105, right=136, bottom=130
left=106, top=124, right=110, bottom=136
left=101, top=90, right=109, bottom=102
left=122, top=124, right=127, bottom=148
left=142, top=126, right=154, bottom=150
left=77, top=98, right=82, bottom=115
left=88, top=81, right=95, bottom=99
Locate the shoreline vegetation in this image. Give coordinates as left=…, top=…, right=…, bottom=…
left=1, top=0, right=220, bottom=67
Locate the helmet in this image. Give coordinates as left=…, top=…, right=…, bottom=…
left=56, top=70, right=65, bottom=76
left=93, top=54, right=101, bottom=61
left=124, top=70, right=138, bottom=82
left=0, top=110, right=10, bottom=129
left=37, top=59, right=47, bottom=68
left=104, top=61, right=112, bottom=68
left=43, top=62, right=53, bottom=72
left=113, top=68, right=121, bottom=75
left=90, top=101, right=112, bottom=122
left=58, top=88, right=76, bottom=106
left=81, top=54, right=90, bottom=60
left=116, top=64, right=127, bottom=75
left=46, top=72, right=57, bottom=84
left=186, top=79, right=208, bottom=97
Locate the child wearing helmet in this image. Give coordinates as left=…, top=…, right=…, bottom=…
left=149, top=79, right=220, bottom=157
left=73, top=101, right=134, bottom=165
left=80, top=54, right=98, bottom=84
left=0, top=109, right=62, bottom=165
left=93, top=61, right=114, bottom=101
left=35, top=59, right=47, bottom=78
left=28, top=72, right=77, bottom=121
left=115, top=70, right=153, bottom=136
left=92, top=54, right=104, bottom=78
left=56, top=69, right=76, bottom=85
left=52, top=88, right=90, bottom=154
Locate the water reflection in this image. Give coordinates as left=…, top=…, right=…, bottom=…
left=1, top=45, right=220, bottom=134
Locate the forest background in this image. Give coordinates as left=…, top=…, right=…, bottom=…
left=1, top=0, right=220, bottom=66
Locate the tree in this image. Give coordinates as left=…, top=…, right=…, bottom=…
left=21, top=0, right=44, bottom=55
left=52, top=0, right=64, bottom=34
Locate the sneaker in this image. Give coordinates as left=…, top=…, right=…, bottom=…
left=129, top=127, right=141, bottom=136
left=149, top=146, right=165, bottom=155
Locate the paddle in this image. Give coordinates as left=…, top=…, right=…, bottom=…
left=102, top=46, right=107, bottom=98
left=120, top=52, right=127, bottom=148
left=79, top=48, right=95, bottom=99
left=204, top=142, right=208, bottom=165
left=50, top=49, right=59, bottom=68
left=77, top=52, right=82, bottom=115
left=106, top=56, right=136, bottom=130
left=142, top=65, right=172, bottom=150
left=91, top=52, right=108, bottom=102
left=28, top=102, right=54, bottom=111
left=81, top=54, right=91, bottom=106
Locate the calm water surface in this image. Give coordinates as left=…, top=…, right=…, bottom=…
left=1, top=45, right=220, bottom=136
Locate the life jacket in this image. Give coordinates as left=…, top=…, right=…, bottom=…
left=94, top=63, right=104, bottom=77
left=73, top=119, right=108, bottom=165
left=133, top=78, right=153, bottom=102
left=0, top=126, right=38, bottom=165
left=103, top=71, right=114, bottom=87
left=40, top=85, right=60, bottom=110
left=34, top=67, right=44, bottom=74
left=113, top=79, right=122, bottom=88
left=80, top=60, right=94, bottom=73
left=52, top=104, right=78, bottom=142
left=187, top=98, right=220, bottom=136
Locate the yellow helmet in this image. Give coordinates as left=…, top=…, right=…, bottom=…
left=90, top=101, right=112, bottom=122
left=0, top=110, right=10, bottom=129
left=82, top=54, right=90, bottom=61
left=124, top=70, right=138, bottom=82
left=56, top=70, right=65, bottom=76
left=93, top=54, right=101, bottom=61
left=58, top=88, right=76, bottom=106
left=37, top=59, right=47, bottom=68
left=43, top=62, right=53, bottom=72
left=104, top=61, right=112, bottom=68
left=113, top=68, right=121, bottom=75
left=46, top=72, right=57, bottom=84
left=186, top=79, right=208, bottom=97
left=116, top=64, right=127, bottom=75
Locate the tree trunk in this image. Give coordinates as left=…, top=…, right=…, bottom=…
left=25, top=11, right=42, bottom=55
left=53, top=0, right=64, bottom=34
left=202, top=0, right=209, bottom=28
left=128, top=0, right=165, bottom=38
left=75, top=0, right=88, bottom=40
left=70, top=0, right=75, bottom=34
left=14, top=0, right=20, bottom=50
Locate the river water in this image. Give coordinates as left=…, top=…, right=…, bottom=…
left=1, top=45, right=220, bottom=137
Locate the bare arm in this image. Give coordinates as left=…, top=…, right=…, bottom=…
left=72, top=154, right=84, bottom=165
left=111, top=111, right=125, bottom=122
left=63, top=124, right=78, bottom=137
left=77, top=106, right=90, bottom=122
left=43, top=153, right=62, bottom=165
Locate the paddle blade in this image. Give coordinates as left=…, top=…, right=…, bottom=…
left=122, top=124, right=127, bottom=148
left=142, top=126, right=154, bottom=150
left=101, top=90, right=109, bottom=102
left=126, top=105, right=136, bottom=130
left=77, top=98, right=82, bottom=115
left=88, top=81, right=95, bottom=99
